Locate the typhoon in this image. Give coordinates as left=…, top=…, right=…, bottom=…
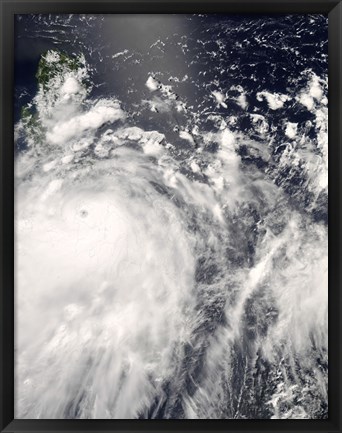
left=14, top=14, right=328, bottom=419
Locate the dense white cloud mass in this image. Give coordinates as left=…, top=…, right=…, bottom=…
left=256, top=91, right=291, bottom=110
left=14, top=14, right=328, bottom=420
left=284, top=122, right=298, bottom=139
left=212, top=91, right=228, bottom=109
left=146, top=76, right=160, bottom=91
left=46, top=101, right=126, bottom=145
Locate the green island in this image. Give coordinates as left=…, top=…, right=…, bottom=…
left=36, top=49, right=85, bottom=90
left=20, top=50, right=87, bottom=146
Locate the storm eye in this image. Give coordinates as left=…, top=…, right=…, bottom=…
left=80, top=209, right=88, bottom=218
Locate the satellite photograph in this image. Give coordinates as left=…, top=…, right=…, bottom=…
left=14, top=14, right=328, bottom=419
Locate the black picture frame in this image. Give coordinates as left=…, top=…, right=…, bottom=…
left=1, top=1, right=341, bottom=432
